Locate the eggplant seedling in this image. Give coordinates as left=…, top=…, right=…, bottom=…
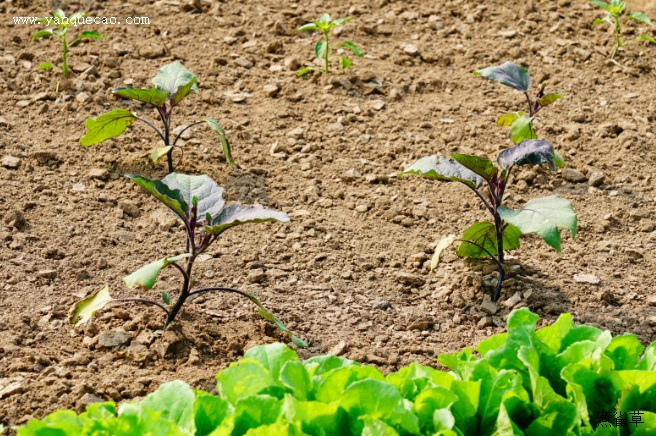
left=69, top=172, right=305, bottom=347
left=32, top=9, right=104, bottom=79
left=400, top=140, right=577, bottom=302
left=591, top=0, right=655, bottom=60
left=80, top=61, right=235, bottom=173
left=474, top=62, right=564, bottom=146
left=296, top=13, right=363, bottom=76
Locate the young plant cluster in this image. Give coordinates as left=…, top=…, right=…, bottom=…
left=32, top=9, right=104, bottom=79
left=591, top=0, right=655, bottom=60
left=80, top=61, right=235, bottom=173
left=19, top=308, right=656, bottom=435
left=296, top=14, right=363, bottom=77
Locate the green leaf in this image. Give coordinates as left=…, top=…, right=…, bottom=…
left=204, top=204, right=290, bottom=237
left=193, top=391, right=233, bottom=436
left=538, top=93, right=564, bottom=107
left=473, top=61, right=532, bottom=92
left=497, top=111, right=521, bottom=127
left=341, top=41, right=363, bottom=57
left=160, top=172, right=226, bottom=221
left=296, top=23, right=318, bottom=32
left=204, top=118, right=236, bottom=168
left=113, top=87, right=169, bottom=107
left=401, top=155, right=484, bottom=189
left=80, top=108, right=137, bottom=146
left=216, top=359, right=276, bottom=405
left=593, top=16, right=612, bottom=25
left=510, top=116, right=536, bottom=144
left=74, top=31, right=105, bottom=45
left=171, top=76, right=197, bottom=106
left=139, top=381, right=196, bottom=436
left=152, top=61, right=199, bottom=98
left=553, top=149, right=565, bottom=168
left=360, top=417, right=399, bottom=436
left=315, top=41, right=326, bottom=60
left=628, top=11, right=652, bottom=25
left=332, top=17, right=353, bottom=27
left=314, top=366, right=385, bottom=403
left=637, top=33, right=656, bottom=44
left=498, top=196, right=577, bottom=252
left=242, top=294, right=306, bottom=348
left=604, top=334, right=645, bottom=370
left=123, top=254, right=191, bottom=291
left=431, top=234, right=456, bottom=271
left=32, top=30, right=54, bottom=39
left=161, top=291, right=171, bottom=306
left=296, top=67, right=314, bottom=77
left=149, top=146, right=174, bottom=165
left=127, top=174, right=190, bottom=222
left=319, top=13, right=332, bottom=24
left=38, top=62, right=53, bottom=70
left=339, top=56, right=352, bottom=69
left=244, top=343, right=300, bottom=381
left=68, top=285, right=112, bottom=327
left=456, top=221, right=520, bottom=259
left=497, top=139, right=558, bottom=170
left=450, top=154, right=498, bottom=180
left=590, top=0, right=611, bottom=11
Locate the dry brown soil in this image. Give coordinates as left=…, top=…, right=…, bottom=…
left=1, top=0, right=655, bottom=427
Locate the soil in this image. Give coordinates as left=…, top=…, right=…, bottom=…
left=1, top=0, right=656, bottom=427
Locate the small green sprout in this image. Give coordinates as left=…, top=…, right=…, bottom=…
left=591, top=0, right=655, bottom=60
left=295, top=13, right=363, bottom=76
left=32, top=9, right=104, bottom=78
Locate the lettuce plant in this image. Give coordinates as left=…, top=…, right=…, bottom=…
left=80, top=61, right=234, bottom=173
left=18, top=308, right=656, bottom=435
left=32, top=9, right=104, bottom=78
left=591, top=0, right=655, bottom=60
left=296, top=13, right=363, bottom=76
left=474, top=62, right=563, bottom=146
left=69, top=173, right=304, bottom=347
left=400, top=140, right=576, bottom=302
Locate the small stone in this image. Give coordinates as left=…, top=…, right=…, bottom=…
left=284, top=57, right=301, bottom=71
left=4, top=210, right=26, bottom=227
left=328, top=340, right=348, bottom=356
left=98, top=330, right=132, bottom=348
left=0, top=116, right=9, bottom=128
left=498, top=29, right=517, bottom=38
left=263, top=84, right=280, bottom=98
left=480, top=297, right=498, bottom=315
left=88, top=168, right=110, bottom=181
left=1, top=155, right=21, bottom=169
left=270, top=142, right=289, bottom=157
left=647, top=294, right=656, bottom=306
left=503, top=292, right=523, bottom=308
left=355, top=205, right=369, bottom=213
left=371, top=100, right=385, bottom=111
left=403, top=43, right=418, bottom=55
left=328, top=122, right=344, bottom=132
left=119, top=202, right=141, bottom=218
left=561, top=168, right=587, bottom=183
left=37, top=269, right=57, bottom=280
left=0, top=379, right=23, bottom=399
left=287, top=127, right=305, bottom=139
left=588, top=171, right=605, bottom=187
left=75, top=92, right=90, bottom=104
left=373, top=300, right=392, bottom=310
left=343, top=168, right=362, bottom=181
left=366, top=354, right=387, bottom=365
left=32, top=150, right=59, bottom=165
left=171, top=124, right=193, bottom=140
left=134, top=330, right=155, bottom=346
left=72, top=183, right=85, bottom=192
left=574, top=273, right=600, bottom=284
left=274, top=20, right=290, bottom=36
left=235, top=57, right=253, bottom=68
left=224, top=91, right=251, bottom=103
left=625, top=248, right=644, bottom=260
left=247, top=269, right=267, bottom=283
left=477, top=317, right=492, bottom=329
left=139, top=45, right=165, bottom=59
left=648, top=316, right=656, bottom=327
left=395, top=271, right=425, bottom=287
left=151, top=209, right=177, bottom=231
left=408, top=319, right=433, bottom=330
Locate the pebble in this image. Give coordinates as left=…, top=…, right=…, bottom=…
left=235, top=57, right=253, bottom=68
left=328, top=122, right=344, bottom=132
left=247, top=269, right=267, bottom=283
left=150, top=209, right=177, bottom=231
left=355, top=205, right=369, bottom=213
left=284, top=57, right=301, bottom=71
left=408, top=319, right=433, bottom=331
left=403, top=43, right=419, bottom=55
left=2, top=155, right=21, bottom=169
left=395, top=271, right=425, bottom=287
left=647, top=294, right=656, bottom=307
left=287, top=127, right=305, bottom=139
left=343, top=168, right=362, bottom=181
left=0, top=116, right=9, bottom=127
left=224, top=91, right=251, bottom=103
left=72, top=181, right=86, bottom=191
left=371, top=100, right=385, bottom=111
left=119, top=201, right=141, bottom=218
left=373, top=300, right=392, bottom=310
left=477, top=317, right=492, bottom=329
left=561, top=168, right=587, bottom=183
left=88, top=168, right=110, bottom=181
left=480, top=297, right=498, bottom=315
left=588, top=171, right=605, bottom=187
left=503, top=291, right=523, bottom=309
left=328, top=340, right=348, bottom=356
left=98, top=330, right=132, bottom=348
left=37, top=269, right=57, bottom=280
left=574, top=273, right=600, bottom=284
left=0, top=378, right=23, bottom=399
left=263, top=84, right=280, bottom=98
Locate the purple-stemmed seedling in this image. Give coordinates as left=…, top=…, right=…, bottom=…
left=69, top=172, right=305, bottom=347
left=80, top=61, right=234, bottom=173
left=400, top=140, right=577, bottom=302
